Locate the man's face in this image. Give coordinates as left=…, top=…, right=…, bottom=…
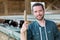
left=32, top=6, right=44, bottom=20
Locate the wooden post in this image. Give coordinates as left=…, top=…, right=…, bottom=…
left=24, top=10, right=27, bottom=40
left=20, top=10, right=27, bottom=40
left=3, top=0, right=8, bottom=15
left=24, top=10, right=27, bottom=21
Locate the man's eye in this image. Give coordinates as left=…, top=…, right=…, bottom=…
left=34, top=11, right=37, bottom=13
left=39, top=10, right=42, bottom=12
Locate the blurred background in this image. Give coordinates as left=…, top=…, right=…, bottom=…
left=0, top=0, right=60, bottom=40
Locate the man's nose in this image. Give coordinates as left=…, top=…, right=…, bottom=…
left=37, top=11, right=40, bottom=15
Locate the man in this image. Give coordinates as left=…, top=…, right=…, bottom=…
left=20, top=3, right=60, bottom=40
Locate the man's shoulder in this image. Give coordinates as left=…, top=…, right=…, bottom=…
left=46, top=19, right=55, bottom=23
left=46, top=19, right=56, bottom=25
left=31, top=21, right=36, bottom=24
left=28, top=21, right=37, bottom=29
left=29, top=21, right=36, bottom=26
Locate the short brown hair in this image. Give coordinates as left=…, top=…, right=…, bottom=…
left=32, top=3, right=44, bottom=10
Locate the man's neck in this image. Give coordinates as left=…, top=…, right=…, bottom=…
left=37, top=19, right=46, bottom=27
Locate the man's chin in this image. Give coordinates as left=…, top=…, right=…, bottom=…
left=36, top=18, right=44, bottom=21
left=37, top=19, right=43, bottom=21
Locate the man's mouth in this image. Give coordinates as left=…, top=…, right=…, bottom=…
left=37, top=15, right=42, bottom=17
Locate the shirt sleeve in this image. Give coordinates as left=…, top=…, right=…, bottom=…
left=27, top=24, right=33, bottom=40
left=53, top=23, right=60, bottom=40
